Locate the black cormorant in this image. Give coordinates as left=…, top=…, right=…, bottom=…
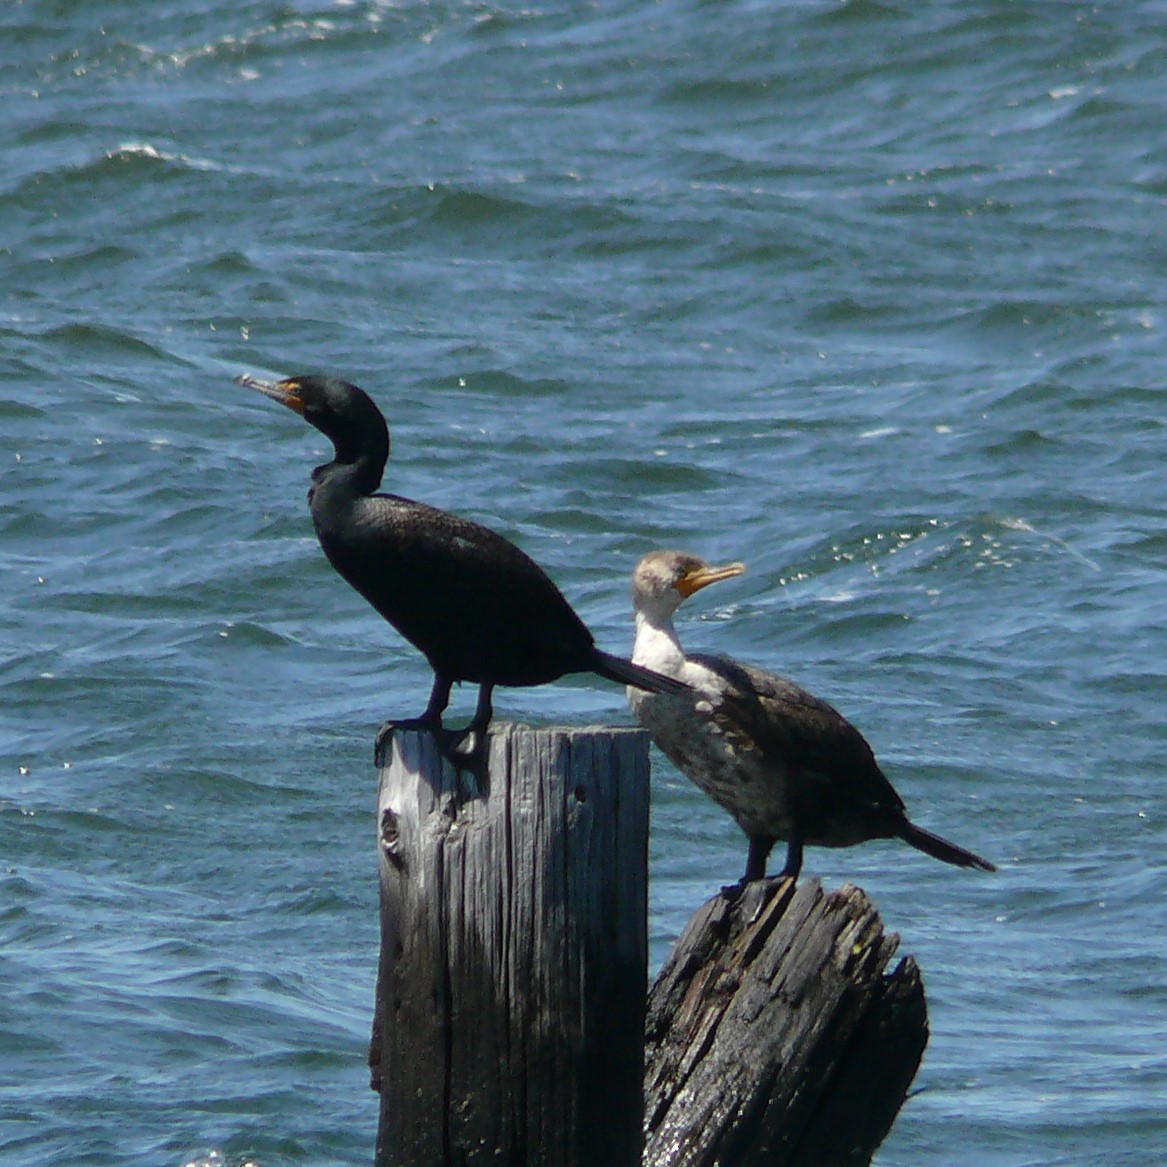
left=626, top=549, right=996, bottom=882
left=238, top=373, right=689, bottom=767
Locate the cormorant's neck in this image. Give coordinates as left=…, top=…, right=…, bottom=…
left=632, top=609, right=687, bottom=674
left=319, top=425, right=388, bottom=497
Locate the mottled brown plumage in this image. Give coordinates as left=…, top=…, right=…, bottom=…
left=627, top=549, right=996, bottom=881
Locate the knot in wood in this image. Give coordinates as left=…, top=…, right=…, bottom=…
left=379, top=807, right=404, bottom=871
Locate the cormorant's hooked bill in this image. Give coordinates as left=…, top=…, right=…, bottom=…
left=626, top=548, right=996, bottom=884
left=237, top=373, right=689, bottom=771
left=237, top=373, right=306, bottom=414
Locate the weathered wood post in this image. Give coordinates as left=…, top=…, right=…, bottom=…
left=369, top=723, right=650, bottom=1167
left=642, top=876, right=929, bottom=1167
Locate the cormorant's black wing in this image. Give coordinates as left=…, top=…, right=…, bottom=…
left=320, top=492, right=597, bottom=683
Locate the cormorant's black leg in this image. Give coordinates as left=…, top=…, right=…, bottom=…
left=421, top=674, right=454, bottom=725
left=744, top=835, right=776, bottom=883
left=778, top=833, right=803, bottom=881
left=721, top=834, right=776, bottom=899
left=468, top=683, right=494, bottom=738
left=446, top=683, right=494, bottom=781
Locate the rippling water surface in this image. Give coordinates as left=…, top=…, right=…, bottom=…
left=4, top=2, right=1167, bottom=1164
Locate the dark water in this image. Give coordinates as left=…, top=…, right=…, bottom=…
left=4, top=1, right=1167, bottom=1164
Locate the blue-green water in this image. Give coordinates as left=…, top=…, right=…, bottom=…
left=4, top=2, right=1167, bottom=1164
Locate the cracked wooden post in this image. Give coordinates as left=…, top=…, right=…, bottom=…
left=369, top=723, right=650, bottom=1167
left=643, top=877, right=929, bottom=1167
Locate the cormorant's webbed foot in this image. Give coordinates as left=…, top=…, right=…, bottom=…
left=374, top=674, right=456, bottom=767
left=374, top=714, right=445, bottom=767
left=373, top=680, right=493, bottom=795
left=720, top=834, right=788, bottom=899
left=720, top=835, right=799, bottom=902
left=439, top=728, right=487, bottom=795
left=373, top=716, right=485, bottom=789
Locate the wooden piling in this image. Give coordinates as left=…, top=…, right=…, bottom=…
left=368, top=724, right=928, bottom=1167
left=643, top=876, right=928, bottom=1167
left=370, top=723, right=651, bottom=1167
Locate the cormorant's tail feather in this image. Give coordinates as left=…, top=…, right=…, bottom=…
left=592, top=651, right=692, bottom=698
left=899, top=820, right=996, bottom=872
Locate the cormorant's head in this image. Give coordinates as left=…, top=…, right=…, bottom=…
left=237, top=373, right=390, bottom=469
left=631, top=549, right=745, bottom=621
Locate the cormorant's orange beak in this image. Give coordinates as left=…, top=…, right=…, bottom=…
left=676, top=561, right=746, bottom=598
left=236, top=373, right=306, bottom=415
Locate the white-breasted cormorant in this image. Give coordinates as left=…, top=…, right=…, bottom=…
left=238, top=373, right=690, bottom=767
left=626, top=549, right=996, bottom=882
